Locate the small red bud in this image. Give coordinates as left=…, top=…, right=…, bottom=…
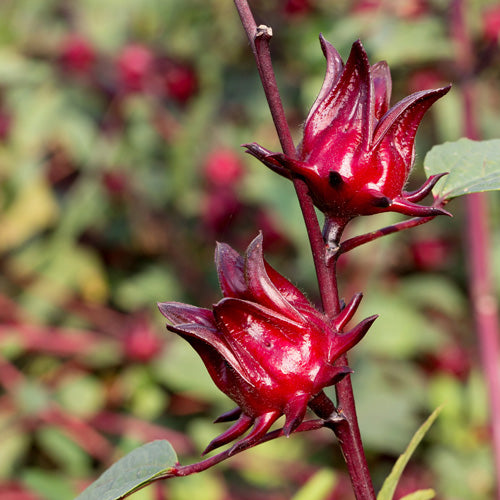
left=482, top=5, right=500, bottom=42
left=59, top=35, right=96, bottom=75
left=283, top=0, right=313, bottom=17
left=123, top=317, right=162, bottom=363
left=117, top=44, right=154, bottom=92
left=203, top=149, right=245, bottom=187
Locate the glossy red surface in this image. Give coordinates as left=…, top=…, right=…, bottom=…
left=245, top=37, right=450, bottom=221
left=159, top=234, right=376, bottom=453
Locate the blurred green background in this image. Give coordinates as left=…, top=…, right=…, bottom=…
left=0, top=0, right=499, bottom=499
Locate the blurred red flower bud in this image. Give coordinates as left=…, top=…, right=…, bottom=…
left=117, top=44, right=154, bottom=92
left=284, top=0, right=313, bottom=17
left=409, top=237, right=451, bottom=271
left=59, top=35, right=96, bottom=75
left=123, top=316, right=162, bottom=363
left=482, top=5, right=500, bottom=42
left=155, top=58, right=198, bottom=104
left=203, top=149, right=245, bottom=188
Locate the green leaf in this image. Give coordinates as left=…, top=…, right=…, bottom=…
left=75, top=440, right=178, bottom=500
left=377, top=406, right=443, bottom=500
left=291, top=469, right=337, bottom=500
left=23, top=469, right=77, bottom=500
left=424, top=138, right=500, bottom=200
left=400, top=489, right=436, bottom=500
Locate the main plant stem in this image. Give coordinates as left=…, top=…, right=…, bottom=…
left=233, top=2, right=375, bottom=498
left=451, top=2, right=500, bottom=495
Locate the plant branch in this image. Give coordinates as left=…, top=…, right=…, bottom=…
left=232, top=0, right=339, bottom=316
left=233, top=2, right=375, bottom=498
left=451, top=1, right=500, bottom=495
left=339, top=214, right=437, bottom=255
left=163, top=419, right=326, bottom=478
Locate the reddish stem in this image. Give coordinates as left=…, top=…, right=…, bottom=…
left=232, top=2, right=375, bottom=498
left=232, top=0, right=339, bottom=316
left=339, top=215, right=435, bottom=255
left=166, top=419, right=325, bottom=478
left=451, top=1, right=500, bottom=497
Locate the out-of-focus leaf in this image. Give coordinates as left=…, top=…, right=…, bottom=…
left=0, top=417, right=30, bottom=479
left=400, top=276, right=467, bottom=318
left=168, top=471, right=226, bottom=500
left=56, top=373, right=106, bottom=418
left=349, top=360, right=427, bottom=454
left=433, top=88, right=463, bottom=143
left=369, top=18, right=453, bottom=65
left=15, top=380, right=51, bottom=416
left=13, top=241, right=109, bottom=320
left=291, top=469, right=337, bottom=500
left=55, top=179, right=107, bottom=238
left=429, top=446, right=494, bottom=499
left=0, top=49, right=50, bottom=85
left=123, top=366, right=168, bottom=420
left=424, top=138, right=500, bottom=200
left=153, top=336, right=226, bottom=403
left=358, top=289, right=445, bottom=359
left=23, top=469, right=77, bottom=500
left=130, top=385, right=166, bottom=421
left=115, top=265, right=181, bottom=310
left=234, top=428, right=307, bottom=488
left=75, top=440, right=177, bottom=500
left=37, top=427, right=92, bottom=476
left=0, top=179, right=58, bottom=252
left=428, top=372, right=489, bottom=450
left=377, top=406, right=442, bottom=500
left=400, top=490, right=436, bottom=500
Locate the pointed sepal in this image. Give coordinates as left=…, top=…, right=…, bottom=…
left=403, top=172, right=448, bottom=202
left=202, top=414, right=253, bottom=455
left=333, top=292, right=363, bottom=331
left=215, top=241, right=246, bottom=299
left=228, top=411, right=280, bottom=456
left=330, top=314, right=378, bottom=361
left=283, top=392, right=310, bottom=437
left=390, top=197, right=452, bottom=218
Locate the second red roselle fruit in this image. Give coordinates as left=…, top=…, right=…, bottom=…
left=245, top=36, right=451, bottom=222
left=159, top=234, right=376, bottom=454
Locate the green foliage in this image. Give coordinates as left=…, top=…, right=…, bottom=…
left=400, top=490, right=436, bottom=500
left=291, top=469, right=337, bottom=500
left=75, top=441, right=177, bottom=500
left=377, top=406, right=442, bottom=500
left=0, top=1, right=498, bottom=499
left=424, top=138, right=500, bottom=200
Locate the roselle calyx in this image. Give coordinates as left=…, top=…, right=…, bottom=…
left=158, top=234, right=376, bottom=454
left=245, top=36, right=451, bottom=222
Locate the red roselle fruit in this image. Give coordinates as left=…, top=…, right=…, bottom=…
left=283, top=0, right=313, bottom=17
left=116, top=44, right=154, bottom=92
left=157, top=58, right=198, bottom=104
left=123, top=315, right=163, bottom=363
left=482, top=5, right=500, bottom=42
left=203, top=149, right=245, bottom=188
left=158, top=233, right=376, bottom=454
left=59, top=34, right=96, bottom=75
left=245, top=37, right=451, bottom=223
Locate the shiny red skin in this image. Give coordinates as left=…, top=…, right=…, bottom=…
left=159, top=233, right=375, bottom=453
left=245, top=37, right=450, bottom=222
